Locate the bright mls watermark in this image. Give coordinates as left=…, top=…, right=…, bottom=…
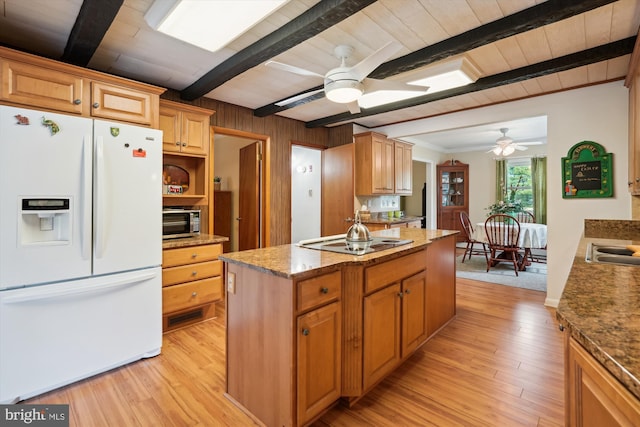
left=0, top=405, right=68, bottom=426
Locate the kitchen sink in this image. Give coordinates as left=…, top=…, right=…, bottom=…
left=586, top=243, right=640, bottom=266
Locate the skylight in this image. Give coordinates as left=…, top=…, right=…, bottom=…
left=144, top=0, right=289, bottom=52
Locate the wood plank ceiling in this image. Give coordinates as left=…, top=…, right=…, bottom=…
left=0, top=0, right=638, bottom=131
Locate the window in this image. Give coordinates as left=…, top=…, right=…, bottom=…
left=506, top=158, right=533, bottom=212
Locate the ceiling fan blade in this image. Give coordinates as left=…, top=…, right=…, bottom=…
left=265, top=60, right=324, bottom=79
left=347, top=101, right=361, bottom=114
left=362, top=77, right=428, bottom=93
left=514, top=145, right=528, bottom=151
left=349, top=41, right=401, bottom=81
left=275, top=88, right=325, bottom=106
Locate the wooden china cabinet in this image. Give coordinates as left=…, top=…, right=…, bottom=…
left=436, top=160, right=469, bottom=241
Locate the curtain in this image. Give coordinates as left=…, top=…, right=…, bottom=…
left=531, top=156, right=547, bottom=224
left=495, top=159, right=507, bottom=202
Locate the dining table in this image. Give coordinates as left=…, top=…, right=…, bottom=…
left=473, top=221, right=548, bottom=270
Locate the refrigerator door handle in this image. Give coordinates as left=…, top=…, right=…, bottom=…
left=1, top=270, right=158, bottom=304
left=94, top=137, right=105, bottom=259
left=81, top=134, right=92, bottom=261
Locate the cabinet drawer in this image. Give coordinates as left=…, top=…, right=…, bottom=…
left=162, top=276, right=223, bottom=314
left=1, top=59, right=84, bottom=114
left=162, top=260, right=222, bottom=287
left=297, top=270, right=341, bottom=312
left=365, top=251, right=426, bottom=294
left=163, top=244, right=222, bottom=268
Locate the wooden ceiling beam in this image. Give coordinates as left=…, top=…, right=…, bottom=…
left=61, top=0, right=124, bottom=66
left=180, top=0, right=377, bottom=101
left=305, top=37, right=636, bottom=128
left=254, top=0, right=617, bottom=118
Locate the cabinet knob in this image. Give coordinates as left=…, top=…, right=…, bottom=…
left=405, top=288, right=411, bottom=295
left=192, top=292, right=197, bottom=297
left=302, top=328, right=310, bottom=336
left=92, top=102, right=99, bottom=108
left=175, top=142, right=181, bottom=146
left=558, top=324, right=564, bottom=331
left=397, top=292, right=403, bottom=298
left=321, top=287, right=329, bottom=294
left=73, top=99, right=81, bottom=105
left=191, top=253, right=198, bottom=258
left=191, top=271, right=198, bottom=276
left=182, top=142, right=187, bottom=147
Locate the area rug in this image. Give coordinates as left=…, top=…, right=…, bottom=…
left=456, top=254, right=547, bottom=292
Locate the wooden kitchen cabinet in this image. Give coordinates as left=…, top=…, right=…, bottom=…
left=437, top=160, right=469, bottom=242
left=159, top=100, right=213, bottom=155
left=160, top=100, right=214, bottom=207
left=362, top=251, right=427, bottom=391
left=226, top=266, right=342, bottom=427
left=628, top=68, right=640, bottom=194
left=161, top=243, right=223, bottom=331
left=394, top=140, right=413, bottom=194
left=566, top=335, right=640, bottom=426
left=297, top=300, right=341, bottom=426
left=90, top=81, right=155, bottom=125
left=355, top=131, right=395, bottom=195
left=0, top=47, right=164, bottom=126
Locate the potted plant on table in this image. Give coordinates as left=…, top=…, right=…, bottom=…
left=486, top=175, right=525, bottom=219
left=213, top=176, right=221, bottom=191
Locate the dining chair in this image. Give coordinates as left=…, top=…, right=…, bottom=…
left=459, top=211, right=488, bottom=263
left=484, top=214, right=521, bottom=276
left=515, top=211, right=536, bottom=223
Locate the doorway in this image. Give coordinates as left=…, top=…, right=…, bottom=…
left=291, top=145, right=322, bottom=243
left=212, top=127, right=269, bottom=251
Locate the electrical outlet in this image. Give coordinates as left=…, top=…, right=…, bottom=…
left=227, top=272, right=236, bottom=294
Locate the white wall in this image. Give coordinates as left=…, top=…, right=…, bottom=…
left=291, top=145, right=321, bottom=242
left=374, top=81, right=631, bottom=307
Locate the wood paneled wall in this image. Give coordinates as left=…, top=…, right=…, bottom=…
left=162, top=90, right=353, bottom=245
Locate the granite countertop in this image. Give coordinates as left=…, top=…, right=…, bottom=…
left=361, top=215, right=424, bottom=225
left=218, top=228, right=457, bottom=279
left=556, top=219, right=640, bottom=400
left=162, top=234, right=229, bottom=249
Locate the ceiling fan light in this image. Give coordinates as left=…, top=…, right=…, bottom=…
left=492, top=146, right=503, bottom=156
left=502, top=145, right=516, bottom=156
left=325, top=80, right=363, bottom=103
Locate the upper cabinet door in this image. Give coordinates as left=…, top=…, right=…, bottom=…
left=355, top=131, right=394, bottom=195
left=394, top=141, right=413, bottom=195
left=90, top=82, right=154, bottom=126
left=0, top=59, right=84, bottom=114
left=158, top=100, right=213, bottom=156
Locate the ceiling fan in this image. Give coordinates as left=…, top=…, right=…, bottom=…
left=265, top=41, right=428, bottom=114
left=489, top=128, right=531, bottom=156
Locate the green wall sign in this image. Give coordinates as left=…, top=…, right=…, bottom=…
left=562, top=141, right=613, bottom=198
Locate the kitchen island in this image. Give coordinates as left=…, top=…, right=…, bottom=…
left=219, top=228, right=458, bottom=427
left=556, top=220, right=640, bottom=426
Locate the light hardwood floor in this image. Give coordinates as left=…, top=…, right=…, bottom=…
left=27, top=278, right=564, bottom=427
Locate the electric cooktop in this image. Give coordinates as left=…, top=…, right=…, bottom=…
left=298, top=236, right=413, bottom=255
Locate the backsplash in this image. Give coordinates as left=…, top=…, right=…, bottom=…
left=356, top=195, right=401, bottom=213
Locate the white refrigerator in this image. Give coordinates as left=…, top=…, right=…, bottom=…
left=0, top=105, right=163, bottom=403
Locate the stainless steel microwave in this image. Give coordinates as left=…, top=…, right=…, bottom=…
left=162, top=209, right=200, bottom=239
